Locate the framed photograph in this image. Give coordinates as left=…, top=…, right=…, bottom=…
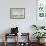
left=10, top=8, right=25, bottom=19
left=36, top=0, right=46, bottom=25
left=37, top=0, right=46, bottom=18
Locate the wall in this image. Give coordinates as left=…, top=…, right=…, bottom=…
left=0, top=0, right=36, bottom=42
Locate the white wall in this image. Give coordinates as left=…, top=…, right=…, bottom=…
left=0, top=0, right=37, bottom=42
left=0, top=0, right=36, bottom=34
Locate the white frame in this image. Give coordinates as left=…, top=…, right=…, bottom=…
left=37, top=0, right=46, bottom=18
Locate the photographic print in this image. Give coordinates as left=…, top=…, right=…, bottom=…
left=10, top=8, right=25, bottom=19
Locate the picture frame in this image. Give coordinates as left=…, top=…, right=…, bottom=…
left=37, top=0, right=46, bottom=18
left=36, top=0, right=46, bottom=26
left=10, top=8, right=25, bottom=19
